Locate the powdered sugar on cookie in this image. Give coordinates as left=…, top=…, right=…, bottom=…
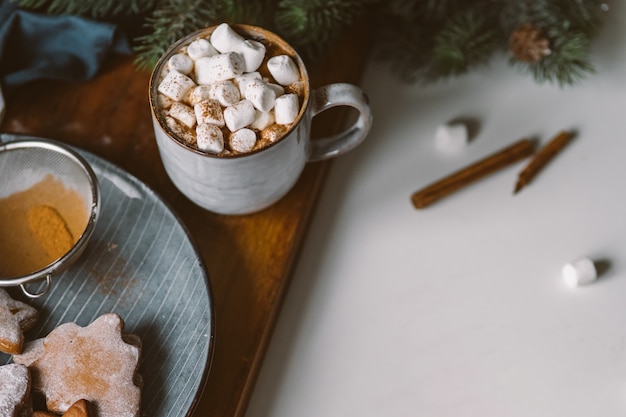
left=0, top=363, right=31, bottom=417
left=0, top=288, right=39, bottom=355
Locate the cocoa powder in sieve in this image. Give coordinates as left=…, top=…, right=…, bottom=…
left=28, top=205, right=74, bottom=261
left=0, top=175, right=88, bottom=277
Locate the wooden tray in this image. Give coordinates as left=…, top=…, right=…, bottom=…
left=0, top=23, right=370, bottom=417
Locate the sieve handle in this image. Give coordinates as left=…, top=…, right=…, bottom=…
left=20, top=274, right=52, bottom=298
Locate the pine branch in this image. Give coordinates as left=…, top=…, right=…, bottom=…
left=213, top=0, right=274, bottom=27
left=504, top=0, right=606, bottom=37
left=13, top=0, right=157, bottom=17
left=133, top=0, right=223, bottom=70
left=514, top=31, right=595, bottom=86
left=373, top=14, right=436, bottom=82
left=10, top=0, right=609, bottom=86
left=432, top=10, right=501, bottom=77
left=274, top=0, right=368, bottom=61
left=384, top=0, right=487, bottom=20
left=503, top=0, right=608, bottom=85
left=374, top=2, right=501, bottom=83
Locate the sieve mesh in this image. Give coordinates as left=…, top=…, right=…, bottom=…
left=0, top=145, right=93, bottom=207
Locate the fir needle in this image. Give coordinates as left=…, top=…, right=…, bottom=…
left=411, top=138, right=535, bottom=209
left=513, top=130, right=574, bottom=194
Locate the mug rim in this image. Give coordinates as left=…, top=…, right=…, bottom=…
left=149, top=23, right=311, bottom=159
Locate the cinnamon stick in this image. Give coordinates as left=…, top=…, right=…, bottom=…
left=513, top=130, right=574, bottom=194
left=411, top=138, right=535, bottom=209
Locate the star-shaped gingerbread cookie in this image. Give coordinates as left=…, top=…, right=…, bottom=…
left=13, top=313, right=141, bottom=417
left=0, top=363, right=32, bottom=417
left=0, top=288, right=39, bottom=355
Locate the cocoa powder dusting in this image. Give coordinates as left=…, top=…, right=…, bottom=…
left=0, top=175, right=89, bottom=277
left=28, top=205, right=74, bottom=261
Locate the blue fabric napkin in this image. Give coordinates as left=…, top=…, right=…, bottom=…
left=0, top=0, right=131, bottom=95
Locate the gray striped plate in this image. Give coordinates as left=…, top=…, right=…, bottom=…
left=1, top=146, right=214, bottom=417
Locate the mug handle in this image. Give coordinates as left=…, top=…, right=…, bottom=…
left=308, top=83, right=372, bottom=162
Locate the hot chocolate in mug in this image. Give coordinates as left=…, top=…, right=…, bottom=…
left=149, top=23, right=372, bottom=215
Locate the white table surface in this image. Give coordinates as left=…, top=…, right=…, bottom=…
left=247, top=5, right=626, bottom=417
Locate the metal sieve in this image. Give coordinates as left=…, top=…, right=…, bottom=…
left=0, top=134, right=100, bottom=297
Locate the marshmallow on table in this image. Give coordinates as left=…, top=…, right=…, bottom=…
left=196, top=123, right=224, bottom=154
left=267, top=55, right=300, bottom=86
left=209, top=80, right=241, bottom=107
left=435, top=122, right=468, bottom=152
left=168, top=53, right=194, bottom=75
left=224, top=99, right=256, bottom=131
left=194, top=99, right=225, bottom=126
left=274, top=93, right=299, bottom=125
left=562, top=257, right=598, bottom=287
left=158, top=70, right=196, bottom=101
left=187, top=38, right=218, bottom=60
left=244, top=80, right=276, bottom=112
left=195, top=52, right=244, bottom=85
left=168, top=102, right=196, bottom=128
left=229, top=128, right=257, bottom=153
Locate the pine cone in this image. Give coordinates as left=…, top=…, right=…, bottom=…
left=509, top=23, right=551, bottom=64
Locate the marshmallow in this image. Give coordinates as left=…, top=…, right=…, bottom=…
left=194, top=99, right=225, bottom=127
left=158, top=70, right=196, bottom=101
left=168, top=53, right=194, bottom=74
left=196, top=123, right=224, bottom=154
left=168, top=102, right=196, bottom=128
left=239, top=40, right=266, bottom=72
left=188, top=85, right=212, bottom=106
left=261, top=124, right=288, bottom=143
left=250, top=110, right=275, bottom=130
left=286, top=80, right=306, bottom=97
left=210, top=22, right=246, bottom=53
left=209, top=80, right=241, bottom=106
left=229, top=128, right=257, bottom=153
left=209, top=24, right=264, bottom=71
left=267, top=55, right=300, bottom=86
left=166, top=116, right=196, bottom=145
left=562, top=257, right=598, bottom=287
left=435, top=123, right=468, bottom=152
left=158, top=93, right=174, bottom=109
left=274, top=93, right=299, bottom=125
left=195, top=53, right=244, bottom=85
left=187, top=38, right=218, bottom=60
left=224, top=99, right=256, bottom=131
left=244, top=80, right=276, bottom=112
left=266, top=83, right=285, bottom=98
left=234, top=72, right=262, bottom=96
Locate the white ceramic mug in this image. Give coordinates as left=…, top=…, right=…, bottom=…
left=149, top=24, right=372, bottom=215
